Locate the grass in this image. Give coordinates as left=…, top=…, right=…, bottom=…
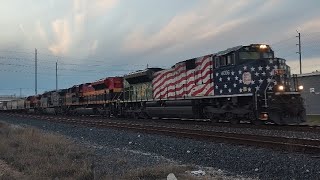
left=0, top=121, right=93, bottom=179
left=0, top=121, right=236, bottom=180
left=306, top=115, right=320, bottom=125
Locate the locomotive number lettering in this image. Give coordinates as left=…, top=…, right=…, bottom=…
left=220, top=70, right=230, bottom=76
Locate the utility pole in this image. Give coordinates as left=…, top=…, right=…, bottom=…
left=296, top=30, right=302, bottom=74
left=56, top=61, right=58, bottom=91
left=35, top=48, right=37, bottom=95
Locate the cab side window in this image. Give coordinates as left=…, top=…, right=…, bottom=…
left=227, top=53, right=235, bottom=65
left=215, top=57, right=220, bottom=68
left=220, top=56, right=226, bottom=66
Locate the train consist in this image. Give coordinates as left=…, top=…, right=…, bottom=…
left=0, top=44, right=306, bottom=125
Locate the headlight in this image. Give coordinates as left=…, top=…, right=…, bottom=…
left=278, top=85, right=285, bottom=91
left=259, top=44, right=267, bottom=49
left=298, top=85, right=304, bottom=90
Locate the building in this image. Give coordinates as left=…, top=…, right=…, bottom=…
left=297, top=71, right=320, bottom=115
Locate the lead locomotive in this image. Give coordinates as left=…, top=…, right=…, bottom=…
left=121, top=44, right=305, bottom=125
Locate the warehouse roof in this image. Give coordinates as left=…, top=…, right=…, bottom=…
left=297, top=71, right=320, bottom=77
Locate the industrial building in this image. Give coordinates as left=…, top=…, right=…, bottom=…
left=297, top=71, right=320, bottom=115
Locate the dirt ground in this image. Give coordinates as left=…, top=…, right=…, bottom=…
left=0, top=159, right=27, bottom=179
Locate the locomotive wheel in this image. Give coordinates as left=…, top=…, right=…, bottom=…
left=132, top=112, right=139, bottom=119
left=226, top=112, right=239, bottom=124
left=204, top=112, right=219, bottom=123
left=211, top=113, right=220, bottom=123
left=252, top=120, right=263, bottom=125
left=248, top=112, right=263, bottom=125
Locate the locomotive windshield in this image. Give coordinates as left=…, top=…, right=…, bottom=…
left=239, top=52, right=260, bottom=59
left=236, top=44, right=274, bottom=64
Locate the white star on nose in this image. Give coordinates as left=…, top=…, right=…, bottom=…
left=269, top=59, right=274, bottom=64
left=266, top=65, right=270, bottom=70
left=273, top=81, right=277, bottom=85
left=267, top=78, right=272, bottom=83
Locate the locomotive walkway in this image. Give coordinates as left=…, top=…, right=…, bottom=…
left=3, top=112, right=320, bottom=155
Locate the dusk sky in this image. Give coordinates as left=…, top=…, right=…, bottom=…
left=0, top=0, right=320, bottom=96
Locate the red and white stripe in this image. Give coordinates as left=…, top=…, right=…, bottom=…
left=153, top=55, right=214, bottom=99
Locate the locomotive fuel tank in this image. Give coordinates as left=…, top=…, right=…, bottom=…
left=146, top=100, right=194, bottom=118
left=146, top=106, right=194, bottom=118
left=73, top=108, right=95, bottom=115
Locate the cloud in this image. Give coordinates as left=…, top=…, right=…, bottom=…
left=90, top=40, right=98, bottom=54
left=49, top=19, right=72, bottom=55
left=73, top=0, right=118, bottom=18
left=91, top=0, right=118, bottom=15
left=19, top=24, right=26, bottom=35
left=300, top=18, right=320, bottom=32
left=32, top=0, right=118, bottom=56
left=122, top=0, right=259, bottom=54
left=35, top=21, right=48, bottom=43
left=287, top=57, right=320, bottom=74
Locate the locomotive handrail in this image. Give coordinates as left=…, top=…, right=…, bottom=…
left=263, top=74, right=275, bottom=108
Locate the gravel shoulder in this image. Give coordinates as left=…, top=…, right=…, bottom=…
left=1, top=113, right=320, bottom=179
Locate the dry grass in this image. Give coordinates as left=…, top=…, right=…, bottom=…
left=0, top=121, right=93, bottom=179
left=307, top=115, right=320, bottom=125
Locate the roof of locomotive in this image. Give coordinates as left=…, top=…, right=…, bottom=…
left=124, top=68, right=163, bottom=79
left=215, top=44, right=272, bottom=56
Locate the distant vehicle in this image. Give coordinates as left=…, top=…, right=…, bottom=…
left=0, top=44, right=306, bottom=125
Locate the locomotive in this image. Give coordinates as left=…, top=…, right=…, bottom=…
left=0, top=44, right=306, bottom=125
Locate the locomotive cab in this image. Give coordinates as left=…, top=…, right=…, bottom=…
left=213, top=44, right=306, bottom=124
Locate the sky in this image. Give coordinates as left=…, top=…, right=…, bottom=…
left=0, top=0, right=320, bottom=96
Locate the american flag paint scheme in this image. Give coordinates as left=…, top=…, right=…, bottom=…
left=153, top=55, right=214, bottom=99
left=214, top=58, right=288, bottom=96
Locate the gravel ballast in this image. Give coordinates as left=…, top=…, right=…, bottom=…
left=1, top=113, right=320, bottom=179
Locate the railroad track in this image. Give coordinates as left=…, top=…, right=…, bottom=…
left=3, top=113, right=320, bottom=154
left=5, top=112, right=320, bottom=134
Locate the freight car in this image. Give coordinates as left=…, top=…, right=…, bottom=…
left=0, top=44, right=306, bottom=125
